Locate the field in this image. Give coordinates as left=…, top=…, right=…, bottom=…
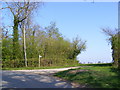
left=54, top=63, right=120, bottom=88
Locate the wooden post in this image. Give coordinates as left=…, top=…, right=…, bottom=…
left=39, top=55, right=42, bottom=67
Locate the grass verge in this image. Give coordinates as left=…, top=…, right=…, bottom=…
left=54, top=64, right=120, bottom=88
left=2, top=64, right=80, bottom=70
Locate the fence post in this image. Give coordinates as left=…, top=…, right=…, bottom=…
left=39, top=55, right=42, bottom=67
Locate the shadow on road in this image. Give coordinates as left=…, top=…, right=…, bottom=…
left=2, top=71, right=73, bottom=88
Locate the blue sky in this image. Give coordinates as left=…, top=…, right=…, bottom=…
left=2, top=2, right=118, bottom=63
left=33, top=2, right=118, bottom=63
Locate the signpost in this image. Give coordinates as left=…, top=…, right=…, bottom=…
left=39, top=55, right=42, bottom=67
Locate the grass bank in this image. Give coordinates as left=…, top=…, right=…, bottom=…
left=2, top=64, right=80, bottom=70
left=54, top=63, right=120, bottom=88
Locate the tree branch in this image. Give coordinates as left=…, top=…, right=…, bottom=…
left=5, top=2, right=15, bottom=16
left=18, top=16, right=27, bottom=22
left=0, top=7, right=9, bottom=10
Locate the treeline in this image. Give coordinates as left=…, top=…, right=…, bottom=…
left=2, top=22, right=86, bottom=68
left=102, top=28, right=120, bottom=69
left=1, top=2, right=86, bottom=68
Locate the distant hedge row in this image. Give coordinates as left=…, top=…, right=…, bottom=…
left=2, top=58, right=79, bottom=68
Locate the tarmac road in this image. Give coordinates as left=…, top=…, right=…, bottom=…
left=1, top=67, right=80, bottom=88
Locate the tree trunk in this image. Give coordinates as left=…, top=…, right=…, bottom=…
left=13, top=16, right=19, bottom=60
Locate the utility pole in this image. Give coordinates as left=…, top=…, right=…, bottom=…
left=23, top=19, right=27, bottom=67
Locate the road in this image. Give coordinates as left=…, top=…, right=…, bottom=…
left=1, top=67, right=80, bottom=88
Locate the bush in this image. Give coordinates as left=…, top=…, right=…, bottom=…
left=2, top=58, right=79, bottom=68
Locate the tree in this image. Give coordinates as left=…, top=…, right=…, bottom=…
left=98, top=61, right=101, bottom=64
left=69, top=36, right=86, bottom=59
left=102, top=28, right=120, bottom=68
left=118, top=30, right=120, bottom=69
left=45, top=22, right=61, bottom=39
left=4, top=1, right=41, bottom=67
left=1, top=20, right=86, bottom=67
left=1, top=26, right=14, bottom=60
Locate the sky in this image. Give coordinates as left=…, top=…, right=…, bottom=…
left=33, top=2, right=118, bottom=63
left=1, top=2, right=118, bottom=63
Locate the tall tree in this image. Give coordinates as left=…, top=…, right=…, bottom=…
left=5, top=1, right=41, bottom=67
left=102, top=28, right=120, bottom=68
left=70, top=36, right=86, bottom=59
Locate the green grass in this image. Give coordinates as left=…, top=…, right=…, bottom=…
left=54, top=63, right=120, bottom=88
left=2, top=64, right=80, bottom=70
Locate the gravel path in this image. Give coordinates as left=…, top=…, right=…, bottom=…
left=1, top=66, right=81, bottom=88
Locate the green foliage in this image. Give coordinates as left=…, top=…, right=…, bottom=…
left=102, top=28, right=120, bottom=69
left=111, top=35, right=120, bottom=67
left=2, top=22, right=86, bottom=68
left=2, top=59, right=25, bottom=68
left=2, top=64, right=80, bottom=70
left=2, top=38, right=13, bottom=60
left=2, top=58, right=79, bottom=68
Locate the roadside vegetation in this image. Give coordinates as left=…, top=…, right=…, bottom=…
left=1, top=2, right=86, bottom=68
left=1, top=2, right=119, bottom=70
left=54, top=63, right=120, bottom=88
left=102, top=28, right=120, bottom=69
left=1, top=2, right=120, bottom=88
left=2, top=64, right=80, bottom=70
